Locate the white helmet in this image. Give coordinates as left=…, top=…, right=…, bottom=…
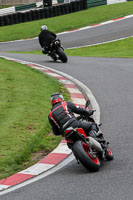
left=41, top=25, right=48, bottom=31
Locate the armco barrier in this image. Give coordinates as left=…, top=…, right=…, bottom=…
left=15, top=3, right=36, bottom=12
left=87, top=0, right=107, bottom=8
left=0, top=0, right=87, bottom=27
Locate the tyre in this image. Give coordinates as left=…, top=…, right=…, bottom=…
left=56, top=47, right=67, bottom=63
left=73, top=141, right=100, bottom=172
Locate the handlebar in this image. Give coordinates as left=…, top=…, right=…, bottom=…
left=89, top=110, right=96, bottom=115
left=76, top=110, right=96, bottom=121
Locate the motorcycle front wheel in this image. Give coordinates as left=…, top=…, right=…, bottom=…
left=56, top=47, right=67, bottom=63
left=73, top=141, right=101, bottom=172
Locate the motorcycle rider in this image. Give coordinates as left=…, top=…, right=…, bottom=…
left=48, top=93, right=102, bottom=139
left=38, top=25, right=57, bottom=54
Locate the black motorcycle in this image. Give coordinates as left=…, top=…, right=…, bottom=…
left=47, top=39, right=67, bottom=63
left=64, top=100, right=113, bottom=172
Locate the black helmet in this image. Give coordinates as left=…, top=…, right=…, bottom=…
left=50, top=93, right=64, bottom=105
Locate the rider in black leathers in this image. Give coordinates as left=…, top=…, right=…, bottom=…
left=38, top=25, right=56, bottom=54
left=48, top=93, right=101, bottom=138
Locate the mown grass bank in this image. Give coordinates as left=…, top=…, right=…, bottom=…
left=66, top=37, right=133, bottom=58
left=0, top=58, right=70, bottom=179
left=0, top=2, right=133, bottom=42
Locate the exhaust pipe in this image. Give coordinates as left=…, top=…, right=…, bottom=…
left=88, top=137, right=102, bottom=152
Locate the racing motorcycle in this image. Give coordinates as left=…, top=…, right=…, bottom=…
left=47, top=39, right=67, bottom=63
left=64, top=100, right=113, bottom=172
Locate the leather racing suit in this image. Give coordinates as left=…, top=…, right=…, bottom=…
left=48, top=101, right=98, bottom=136
left=38, top=29, right=56, bottom=51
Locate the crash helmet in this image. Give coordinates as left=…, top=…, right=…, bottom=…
left=50, top=93, right=64, bottom=105
left=41, top=25, right=48, bottom=31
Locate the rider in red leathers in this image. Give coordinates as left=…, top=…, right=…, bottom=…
left=48, top=93, right=101, bottom=138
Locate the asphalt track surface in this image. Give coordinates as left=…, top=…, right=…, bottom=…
left=0, top=16, right=133, bottom=200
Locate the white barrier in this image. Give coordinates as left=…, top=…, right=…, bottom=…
left=107, top=0, right=127, bottom=5
left=0, top=0, right=129, bottom=16
left=0, top=1, right=57, bottom=16
left=36, top=0, right=58, bottom=6
left=52, top=0, right=58, bottom=4
left=36, top=1, right=43, bottom=7
left=0, top=6, right=15, bottom=16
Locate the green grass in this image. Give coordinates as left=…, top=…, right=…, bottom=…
left=1, top=2, right=133, bottom=42
left=66, top=37, right=133, bottom=58
left=0, top=58, right=70, bottom=179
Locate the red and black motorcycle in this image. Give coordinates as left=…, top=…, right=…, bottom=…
left=64, top=100, right=113, bottom=172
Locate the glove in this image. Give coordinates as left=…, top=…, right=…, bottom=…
left=88, top=110, right=95, bottom=116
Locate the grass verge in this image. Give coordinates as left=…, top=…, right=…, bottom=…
left=0, top=2, right=133, bottom=42
left=66, top=37, right=133, bottom=58
left=0, top=58, right=70, bottom=179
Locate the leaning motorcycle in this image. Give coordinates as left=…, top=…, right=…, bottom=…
left=64, top=100, right=113, bottom=172
left=47, top=39, right=67, bottom=63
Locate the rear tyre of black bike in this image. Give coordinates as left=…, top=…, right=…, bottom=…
left=73, top=141, right=100, bottom=172
left=56, top=47, right=67, bottom=63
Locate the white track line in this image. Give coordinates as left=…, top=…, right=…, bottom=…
left=67, top=35, right=133, bottom=49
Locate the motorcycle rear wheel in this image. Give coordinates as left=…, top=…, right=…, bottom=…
left=56, top=47, right=67, bottom=63
left=73, top=141, right=101, bottom=172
